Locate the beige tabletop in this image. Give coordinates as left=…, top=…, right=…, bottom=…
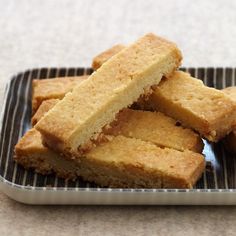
left=1, top=0, right=236, bottom=235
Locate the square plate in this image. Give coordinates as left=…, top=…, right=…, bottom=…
left=1, top=67, right=236, bottom=205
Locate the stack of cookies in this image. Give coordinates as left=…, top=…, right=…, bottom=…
left=14, top=33, right=236, bottom=188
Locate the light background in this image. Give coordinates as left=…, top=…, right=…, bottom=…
left=0, top=0, right=236, bottom=235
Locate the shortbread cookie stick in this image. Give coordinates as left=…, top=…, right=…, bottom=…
left=148, top=71, right=236, bottom=142
left=105, top=109, right=203, bottom=153
left=15, top=130, right=204, bottom=188
left=35, top=33, right=182, bottom=156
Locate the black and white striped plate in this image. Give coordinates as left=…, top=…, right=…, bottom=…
left=1, top=67, right=236, bottom=205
